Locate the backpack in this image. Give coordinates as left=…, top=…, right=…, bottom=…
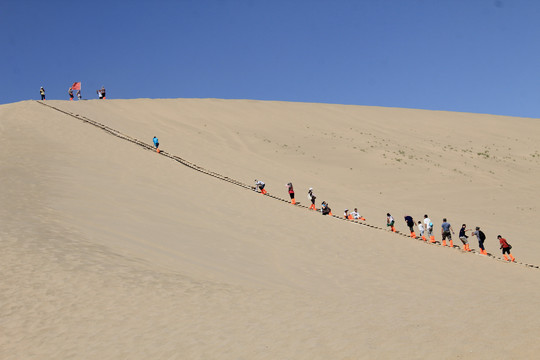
left=479, top=231, right=486, bottom=241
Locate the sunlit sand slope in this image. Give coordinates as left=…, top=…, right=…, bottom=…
left=1, top=99, right=539, bottom=359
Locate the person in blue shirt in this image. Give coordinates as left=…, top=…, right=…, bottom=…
left=441, top=218, right=455, bottom=247
left=153, top=136, right=160, bottom=153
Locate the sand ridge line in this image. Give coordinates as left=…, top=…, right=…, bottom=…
left=36, top=100, right=539, bottom=271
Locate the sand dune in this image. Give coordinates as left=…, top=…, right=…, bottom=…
left=1, top=99, right=539, bottom=359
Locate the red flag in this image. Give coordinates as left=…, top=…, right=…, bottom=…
left=72, top=82, right=81, bottom=90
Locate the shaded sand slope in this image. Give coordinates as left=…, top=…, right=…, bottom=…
left=1, top=99, right=539, bottom=359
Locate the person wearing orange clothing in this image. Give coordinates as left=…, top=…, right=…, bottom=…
left=498, top=235, right=516, bottom=262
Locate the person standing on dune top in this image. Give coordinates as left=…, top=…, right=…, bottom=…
left=39, top=87, right=45, bottom=100
left=97, top=86, right=106, bottom=99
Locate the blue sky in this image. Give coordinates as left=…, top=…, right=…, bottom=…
left=2, top=0, right=539, bottom=118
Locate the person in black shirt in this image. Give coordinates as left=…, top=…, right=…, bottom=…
left=472, top=226, right=487, bottom=255
left=459, top=224, right=471, bottom=252
left=404, top=215, right=416, bottom=237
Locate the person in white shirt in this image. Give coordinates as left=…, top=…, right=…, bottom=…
left=424, top=214, right=434, bottom=242
left=423, top=214, right=431, bottom=230
left=307, top=188, right=316, bottom=210
left=254, top=180, right=267, bottom=194
left=387, top=213, right=395, bottom=232
left=418, top=221, right=426, bottom=241
left=351, top=208, right=365, bottom=221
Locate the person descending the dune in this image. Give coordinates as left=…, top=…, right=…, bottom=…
left=153, top=136, right=160, bottom=153
left=286, top=182, right=296, bottom=204
left=307, top=188, right=316, bottom=210
left=404, top=215, right=416, bottom=237
left=68, top=87, right=74, bottom=101
left=39, top=86, right=45, bottom=100
left=472, top=226, right=487, bottom=255
left=254, top=180, right=267, bottom=194
left=498, top=235, right=516, bottom=262
left=387, top=213, right=395, bottom=232
left=344, top=209, right=351, bottom=219
left=441, top=218, right=454, bottom=247
left=321, top=201, right=332, bottom=216
left=459, top=224, right=471, bottom=251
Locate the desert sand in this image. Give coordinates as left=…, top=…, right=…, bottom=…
left=1, top=98, right=539, bottom=359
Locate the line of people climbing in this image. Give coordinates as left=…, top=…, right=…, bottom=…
left=34, top=105, right=525, bottom=268
left=386, top=213, right=516, bottom=262
left=252, top=179, right=516, bottom=263
left=148, top=135, right=518, bottom=264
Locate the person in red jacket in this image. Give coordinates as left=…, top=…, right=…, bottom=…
left=498, top=235, right=516, bottom=262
